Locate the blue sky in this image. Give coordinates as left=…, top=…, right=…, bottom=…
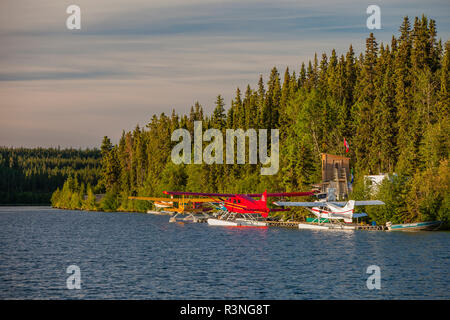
left=1, top=0, right=449, bottom=147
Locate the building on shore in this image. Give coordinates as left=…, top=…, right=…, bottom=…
left=319, top=153, right=351, bottom=200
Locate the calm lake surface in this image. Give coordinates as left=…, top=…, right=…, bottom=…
left=0, top=206, right=448, bottom=299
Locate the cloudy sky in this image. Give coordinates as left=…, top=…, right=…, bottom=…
left=1, top=0, right=449, bottom=148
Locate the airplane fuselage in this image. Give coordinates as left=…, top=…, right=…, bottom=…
left=222, top=195, right=269, bottom=217
left=308, top=206, right=355, bottom=223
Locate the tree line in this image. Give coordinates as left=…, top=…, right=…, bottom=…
left=0, top=147, right=101, bottom=204
left=50, top=16, right=449, bottom=226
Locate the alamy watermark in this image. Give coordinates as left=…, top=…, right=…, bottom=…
left=66, top=5, right=81, bottom=30
left=66, top=265, right=81, bottom=289
left=66, top=5, right=380, bottom=31
left=366, top=265, right=381, bottom=290
left=171, top=121, right=279, bottom=175
left=366, top=5, right=381, bottom=30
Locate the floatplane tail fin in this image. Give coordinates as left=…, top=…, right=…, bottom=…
left=343, top=200, right=355, bottom=211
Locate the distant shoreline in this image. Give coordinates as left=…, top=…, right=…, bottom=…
left=0, top=203, right=51, bottom=206
left=50, top=205, right=143, bottom=214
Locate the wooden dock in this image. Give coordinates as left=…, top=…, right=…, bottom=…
left=354, top=224, right=387, bottom=231
left=267, top=221, right=301, bottom=228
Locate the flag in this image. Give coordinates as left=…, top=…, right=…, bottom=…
left=344, top=138, right=349, bottom=153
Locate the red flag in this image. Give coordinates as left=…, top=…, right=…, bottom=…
left=344, top=138, right=349, bottom=153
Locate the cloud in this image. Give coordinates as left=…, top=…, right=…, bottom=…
left=0, top=0, right=449, bottom=147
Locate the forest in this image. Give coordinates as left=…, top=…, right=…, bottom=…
left=0, top=147, right=101, bottom=204
left=49, top=16, right=448, bottom=227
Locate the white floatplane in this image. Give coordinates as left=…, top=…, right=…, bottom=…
left=273, top=200, right=385, bottom=230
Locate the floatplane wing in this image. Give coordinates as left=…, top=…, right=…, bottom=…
left=273, top=201, right=326, bottom=207
left=163, top=191, right=315, bottom=198
left=351, top=200, right=385, bottom=206
left=128, top=196, right=212, bottom=203
left=273, top=200, right=385, bottom=207
left=322, top=200, right=385, bottom=206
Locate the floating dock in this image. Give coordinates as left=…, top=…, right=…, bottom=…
left=267, top=220, right=387, bottom=231
left=354, top=224, right=387, bottom=231
left=267, top=221, right=301, bottom=228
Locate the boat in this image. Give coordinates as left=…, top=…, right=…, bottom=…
left=207, top=217, right=267, bottom=227
left=386, top=221, right=442, bottom=231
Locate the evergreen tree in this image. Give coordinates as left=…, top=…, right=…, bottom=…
left=212, top=95, right=226, bottom=129
left=353, top=33, right=379, bottom=172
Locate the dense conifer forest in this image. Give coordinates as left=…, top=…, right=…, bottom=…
left=35, top=16, right=450, bottom=226
left=0, top=147, right=101, bottom=204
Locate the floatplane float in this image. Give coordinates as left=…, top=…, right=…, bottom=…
left=162, top=190, right=315, bottom=227
left=274, top=199, right=385, bottom=230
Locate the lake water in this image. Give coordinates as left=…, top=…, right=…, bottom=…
left=0, top=206, right=448, bottom=299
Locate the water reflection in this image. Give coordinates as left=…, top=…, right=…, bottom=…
left=0, top=207, right=448, bottom=299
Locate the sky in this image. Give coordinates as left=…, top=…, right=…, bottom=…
left=1, top=0, right=449, bottom=148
